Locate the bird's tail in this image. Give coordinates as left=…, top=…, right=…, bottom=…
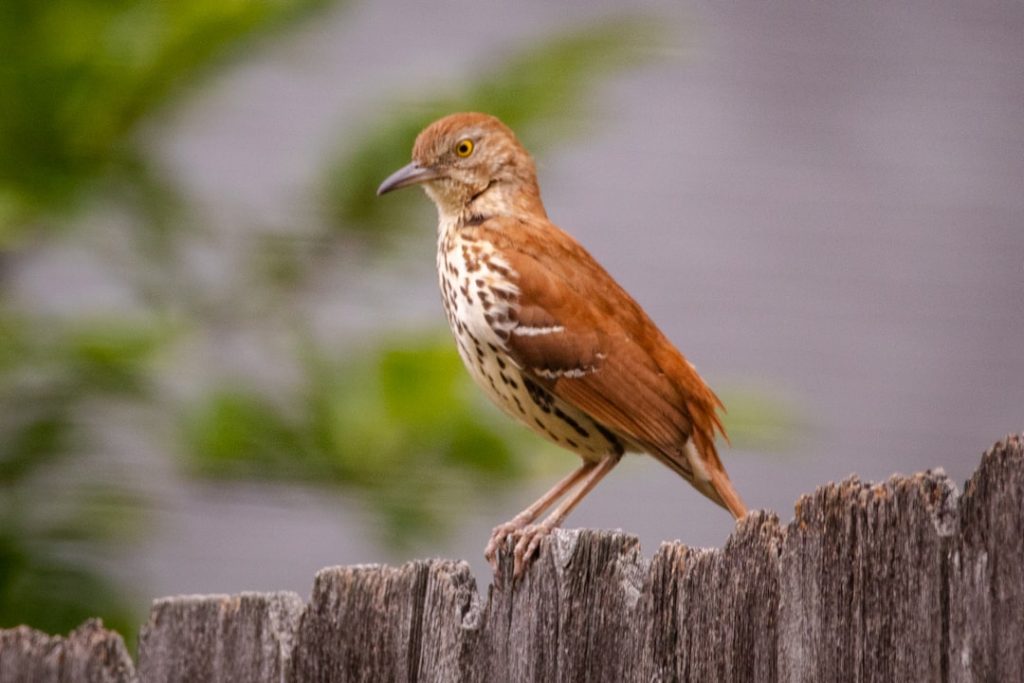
left=654, top=355, right=747, bottom=517
left=681, top=374, right=746, bottom=518
left=656, top=437, right=747, bottom=519
left=685, top=438, right=748, bottom=519
left=707, top=459, right=747, bottom=519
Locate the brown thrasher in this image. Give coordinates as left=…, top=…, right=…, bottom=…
left=378, top=112, right=746, bottom=576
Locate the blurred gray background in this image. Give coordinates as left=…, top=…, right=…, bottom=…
left=2, top=0, right=1021, bottom=641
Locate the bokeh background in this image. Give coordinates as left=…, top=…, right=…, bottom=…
left=2, top=0, right=1022, bottom=648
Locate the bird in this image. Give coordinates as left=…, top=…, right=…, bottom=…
left=377, top=112, right=746, bottom=577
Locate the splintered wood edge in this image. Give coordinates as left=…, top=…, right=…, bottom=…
left=1, top=433, right=1020, bottom=683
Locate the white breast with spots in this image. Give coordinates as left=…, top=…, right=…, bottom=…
left=436, top=223, right=518, bottom=396
left=436, top=220, right=623, bottom=461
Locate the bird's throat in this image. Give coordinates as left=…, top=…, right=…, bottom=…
left=426, top=176, right=544, bottom=230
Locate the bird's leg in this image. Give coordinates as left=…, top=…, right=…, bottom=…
left=485, top=460, right=597, bottom=568
left=512, top=451, right=622, bottom=578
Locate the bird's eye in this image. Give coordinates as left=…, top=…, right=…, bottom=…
left=455, top=139, right=474, bottom=157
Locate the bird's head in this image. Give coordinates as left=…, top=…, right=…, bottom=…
left=377, top=112, right=543, bottom=219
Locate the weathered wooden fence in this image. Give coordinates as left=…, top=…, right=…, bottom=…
left=1, top=434, right=1021, bottom=682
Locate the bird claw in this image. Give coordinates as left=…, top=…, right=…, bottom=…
left=484, top=519, right=556, bottom=579
left=512, top=523, right=553, bottom=578
left=484, top=518, right=527, bottom=569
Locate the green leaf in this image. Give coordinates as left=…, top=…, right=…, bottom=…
left=0, top=414, right=72, bottom=486
left=0, top=537, right=136, bottom=648
left=378, top=337, right=464, bottom=425
left=184, top=390, right=311, bottom=479
left=62, top=320, right=167, bottom=395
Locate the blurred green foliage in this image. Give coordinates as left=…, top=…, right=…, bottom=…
left=0, top=314, right=163, bottom=484
left=0, top=0, right=335, bottom=245
left=718, top=386, right=803, bottom=453
left=185, top=336, right=535, bottom=546
left=323, top=17, right=659, bottom=241
left=0, top=310, right=162, bottom=643
left=0, top=0, right=338, bottom=641
left=0, top=5, right=670, bottom=639
left=0, top=0, right=799, bottom=648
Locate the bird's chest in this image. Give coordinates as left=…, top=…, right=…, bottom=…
left=436, top=230, right=520, bottom=395
left=436, top=229, right=548, bottom=434
left=436, top=228, right=618, bottom=461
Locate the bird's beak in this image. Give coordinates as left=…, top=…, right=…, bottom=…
left=376, top=161, right=442, bottom=196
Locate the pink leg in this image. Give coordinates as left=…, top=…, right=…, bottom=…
left=511, top=452, right=622, bottom=577
left=484, top=460, right=597, bottom=567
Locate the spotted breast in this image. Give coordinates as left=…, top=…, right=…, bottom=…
left=437, top=221, right=623, bottom=462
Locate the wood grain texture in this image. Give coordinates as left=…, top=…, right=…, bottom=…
left=948, top=434, right=1024, bottom=682
left=638, top=512, right=783, bottom=682
left=778, top=470, right=958, bottom=682
left=2, top=434, right=1022, bottom=682
left=289, top=560, right=477, bottom=682
left=0, top=619, right=135, bottom=683
left=137, top=592, right=303, bottom=683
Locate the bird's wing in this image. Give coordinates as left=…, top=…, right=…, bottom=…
left=477, top=218, right=744, bottom=516
left=501, top=246, right=696, bottom=451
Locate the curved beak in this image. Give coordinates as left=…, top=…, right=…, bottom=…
left=376, top=161, right=442, bottom=196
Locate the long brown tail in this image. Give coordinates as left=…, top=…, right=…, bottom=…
left=655, top=439, right=748, bottom=518
left=687, top=438, right=747, bottom=519
left=708, top=465, right=747, bottom=519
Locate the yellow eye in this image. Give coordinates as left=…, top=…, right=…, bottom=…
left=455, top=138, right=474, bottom=157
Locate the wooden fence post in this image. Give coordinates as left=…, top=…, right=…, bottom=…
left=1, top=434, right=1021, bottom=682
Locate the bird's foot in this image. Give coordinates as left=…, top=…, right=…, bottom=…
left=512, top=522, right=555, bottom=578
left=485, top=517, right=557, bottom=578
left=484, top=516, right=530, bottom=569
left=483, top=518, right=557, bottom=577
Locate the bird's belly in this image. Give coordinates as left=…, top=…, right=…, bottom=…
left=454, top=334, right=620, bottom=461
left=437, top=233, right=620, bottom=461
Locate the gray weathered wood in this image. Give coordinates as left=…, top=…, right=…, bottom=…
left=638, top=511, right=783, bottom=682
left=2, top=433, right=1022, bottom=682
left=948, top=434, right=1024, bottom=682
left=0, top=619, right=136, bottom=683
left=138, top=592, right=303, bottom=683
left=288, top=560, right=477, bottom=682
left=481, top=528, right=646, bottom=683
left=778, top=469, right=958, bottom=682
